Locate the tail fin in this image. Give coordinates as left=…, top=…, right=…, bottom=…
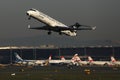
left=60, top=56, right=65, bottom=60
left=48, top=55, right=52, bottom=60
left=111, top=56, right=116, bottom=62
left=88, top=56, right=93, bottom=62
left=71, top=54, right=81, bottom=62
left=14, top=53, right=23, bottom=61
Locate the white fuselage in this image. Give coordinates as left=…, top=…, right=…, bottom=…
left=89, top=61, right=111, bottom=66
left=26, top=9, right=76, bottom=36
left=49, top=60, right=63, bottom=64
left=111, top=57, right=120, bottom=66
left=14, top=53, right=46, bottom=66
left=49, top=59, right=71, bottom=64
left=112, top=61, right=120, bottom=65
left=17, top=60, right=45, bottom=66
left=78, top=61, right=88, bottom=65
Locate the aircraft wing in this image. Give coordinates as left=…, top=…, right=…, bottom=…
left=28, top=25, right=96, bottom=31
left=56, top=26, right=96, bottom=30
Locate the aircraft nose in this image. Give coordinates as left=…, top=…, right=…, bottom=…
left=26, top=11, right=31, bottom=16
left=26, top=12, right=29, bottom=16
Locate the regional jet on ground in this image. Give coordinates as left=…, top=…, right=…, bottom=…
left=111, top=56, right=120, bottom=66
left=48, top=55, right=65, bottom=65
left=48, top=55, right=72, bottom=65
left=48, top=54, right=81, bottom=65
left=14, top=53, right=48, bottom=66
left=88, top=56, right=111, bottom=66
left=71, top=54, right=88, bottom=66
left=26, top=8, right=96, bottom=36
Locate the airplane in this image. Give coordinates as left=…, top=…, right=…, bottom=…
left=111, top=56, right=120, bottom=66
left=88, top=56, right=111, bottom=66
left=48, top=55, right=73, bottom=65
left=48, top=54, right=81, bottom=65
left=26, top=8, right=96, bottom=36
left=14, top=53, right=47, bottom=66
left=48, top=55, right=64, bottom=65
left=60, top=56, right=74, bottom=65
left=71, top=54, right=88, bottom=66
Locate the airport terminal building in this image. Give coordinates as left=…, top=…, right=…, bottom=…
left=0, top=46, right=120, bottom=64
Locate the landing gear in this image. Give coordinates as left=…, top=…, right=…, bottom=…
left=28, top=16, right=31, bottom=20
left=48, top=31, right=51, bottom=35
left=47, top=31, right=62, bottom=35
left=59, top=32, right=62, bottom=35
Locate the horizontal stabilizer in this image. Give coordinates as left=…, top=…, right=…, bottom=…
left=76, top=26, right=96, bottom=30
left=28, top=25, right=31, bottom=29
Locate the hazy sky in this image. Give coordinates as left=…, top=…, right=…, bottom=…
left=0, top=0, right=120, bottom=46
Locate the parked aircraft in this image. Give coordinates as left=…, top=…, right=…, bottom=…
left=60, top=56, right=75, bottom=65
left=48, top=55, right=65, bottom=65
left=26, top=8, right=96, bottom=36
left=48, top=54, right=81, bottom=65
left=88, top=56, right=110, bottom=66
left=111, top=56, right=120, bottom=66
left=14, top=53, right=47, bottom=66
left=71, top=54, right=88, bottom=66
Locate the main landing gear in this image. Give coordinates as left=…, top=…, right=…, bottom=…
left=48, top=31, right=51, bottom=35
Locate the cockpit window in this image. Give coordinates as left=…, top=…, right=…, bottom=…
left=30, top=8, right=37, bottom=11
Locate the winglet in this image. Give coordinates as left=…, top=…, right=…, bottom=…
left=88, top=56, right=93, bottom=62
left=48, top=55, right=52, bottom=60
left=111, top=56, right=116, bottom=62
left=92, top=26, right=96, bottom=30
left=28, top=25, right=31, bottom=29
left=60, top=56, right=65, bottom=60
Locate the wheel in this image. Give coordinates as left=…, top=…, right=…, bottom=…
left=59, top=32, right=62, bottom=35
left=28, top=16, right=31, bottom=20
left=48, top=31, right=51, bottom=35
left=104, top=63, right=108, bottom=66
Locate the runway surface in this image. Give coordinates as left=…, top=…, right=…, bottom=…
left=0, top=65, right=120, bottom=80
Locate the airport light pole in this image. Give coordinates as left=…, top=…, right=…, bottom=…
left=20, top=47, right=23, bottom=59
left=10, top=46, right=13, bottom=64
left=112, top=46, right=115, bottom=57
left=33, top=48, right=36, bottom=60
left=84, top=47, right=87, bottom=56
left=58, top=48, right=61, bottom=59
left=84, top=47, right=87, bottom=60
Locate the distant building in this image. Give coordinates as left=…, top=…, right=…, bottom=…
left=0, top=46, right=120, bottom=64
